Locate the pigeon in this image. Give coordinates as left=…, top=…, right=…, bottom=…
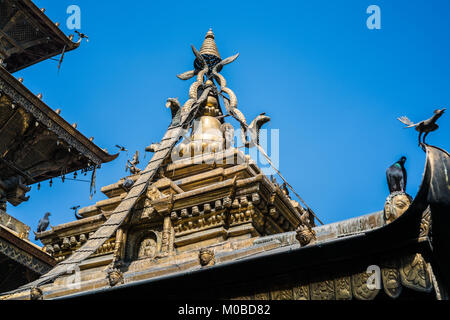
left=122, top=178, right=134, bottom=191
left=386, top=156, right=407, bottom=193
left=35, top=212, right=51, bottom=240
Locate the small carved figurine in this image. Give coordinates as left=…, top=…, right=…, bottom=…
left=125, top=151, right=141, bottom=175
left=30, top=287, right=43, bottom=300
left=106, top=267, right=124, bottom=287
left=199, top=248, right=215, bottom=267
left=295, top=224, right=316, bottom=247
left=384, top=191, right=413, bottom=224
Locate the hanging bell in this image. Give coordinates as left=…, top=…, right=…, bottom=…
left=37, top=183, right=40, bottom=190
left=49, top=179, right=53, bottom=187
left=61, top=175, right=65, bottom=183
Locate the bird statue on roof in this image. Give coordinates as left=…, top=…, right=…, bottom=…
left=397, top=108, right=446, bottom=149
left=386, top=156, right=407, bottom=194
left=145, top=142, right=160, bottom=153
left=71, top=205, right=82, bottom=220
left=166, top=98, right=182, bottom=127
left=34, top=212, right=51, bottom=240
left=241, top=113, right=271, bottom=148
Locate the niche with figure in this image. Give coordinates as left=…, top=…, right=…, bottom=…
left=125, top=229, right=161, bottom=261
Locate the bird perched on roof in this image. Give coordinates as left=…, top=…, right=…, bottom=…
left=397, top=108, right=446, bottom=148
left=71, top=205, right=82, bottom=220
left=74, top=30, right=89, bottom=43
left=115, top=145, right=128, bottom=152
left=34, top=212, right=51, bottom=240
left=122, top=178, right=134, bottom=191
left=386, top=156, right=407, bottom=194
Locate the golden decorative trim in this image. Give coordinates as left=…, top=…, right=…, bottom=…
left=310, top=280, right=335, bottom=300
left=335, top=276, right=352, bottom=300
left=351, top=272, right=380, bottom=300
left=399, top=253, right=432, bottom=292
left=292, top=284, right=310, bottom=300
left=381, top=262, right=402, bottom=298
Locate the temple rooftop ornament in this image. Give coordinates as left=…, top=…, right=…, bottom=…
left=398, top=108, right=446, bottom=149
left=2, top=30, right=450, bottom=301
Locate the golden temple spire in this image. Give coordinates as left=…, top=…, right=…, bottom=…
left=199, top=28, right=221, bottom=59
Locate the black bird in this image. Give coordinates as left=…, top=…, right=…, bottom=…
left=115, top=145, right=128, bottom=152
left=74, top=30, right=89, bottom=42
left=71, top=205, right=82, bottom=220
left=35, top=212, right=51, bottom=240
left=386, top=156, right=407, bottom=193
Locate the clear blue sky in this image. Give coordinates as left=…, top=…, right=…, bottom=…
left=8, top=0, right=450, bottom=244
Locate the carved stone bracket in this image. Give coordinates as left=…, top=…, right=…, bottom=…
left=399, top=253, right=432, bottom=292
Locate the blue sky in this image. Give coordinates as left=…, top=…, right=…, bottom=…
left=8, top=0, right=450, bottom=244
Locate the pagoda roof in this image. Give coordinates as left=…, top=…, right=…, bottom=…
left=0, top=66, right=118, bottom=191
left=0, top=222, right=55, bottom=292
left=0, top=0, right=80, bottom=73
left=16, top=145, right=448, bottom=300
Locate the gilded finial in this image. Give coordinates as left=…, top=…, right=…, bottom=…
left=199, top=28, right=221, bottom=59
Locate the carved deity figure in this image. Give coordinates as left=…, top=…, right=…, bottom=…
left=199, top=248, right=215, bottom=266
left=106, top=268, right=124, bottom=287
left=138, top=237, right=157, bottom=259
left=384, top=191, right=412, bottom=224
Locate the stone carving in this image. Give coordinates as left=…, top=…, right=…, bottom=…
left=292, top=284, right=310, bottom=300
left=310, top=280, right=335, bottom=300
left=30, top=287, right=43, bottom=300
left=381, top=260, right=402, bottom=299
left=295, top=224, right=316, bottom=246
left=199, top=248, right=215, bottom=267
left=383, top=191, right=412, bottom=224
left=270, top=286, right=293, bottom=300
left=146, top=186, right=163, bottom=202
left=335, top=276, right=352, bottom=300
left=400, top=253, right=432, bottom=292
left=137, top=237, right=158, bottom=259
left=419, top=206, right=432, bottom=237
left=125, top=151, right=141, bottom=175
left=106, top=268, right=124, bottom=287
left=351, top=272, right=380, bottom=300
left=254, top=291, right=270, bottom=300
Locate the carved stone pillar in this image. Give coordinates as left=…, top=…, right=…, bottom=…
left=161, top=215, right=172, bottom=255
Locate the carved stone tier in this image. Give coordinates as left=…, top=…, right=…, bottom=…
left=36, top=148, right=305, bottom=264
